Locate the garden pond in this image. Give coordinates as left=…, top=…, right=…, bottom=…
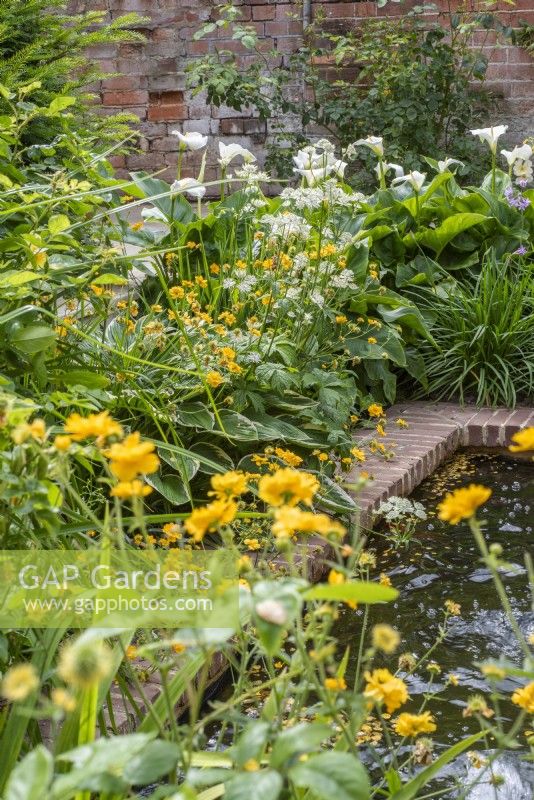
left=336, top=450, right=534, bottom=797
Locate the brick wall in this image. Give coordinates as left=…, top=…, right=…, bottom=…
left=69, top=0, right=534, bottom=183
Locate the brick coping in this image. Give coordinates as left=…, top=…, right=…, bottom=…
left=344, top=401, right=534, bottom=528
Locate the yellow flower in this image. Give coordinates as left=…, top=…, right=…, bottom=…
left=126, top=645, right=138, bottom=660
left=64, top=411, right=123, bottom=443
left=244, top=538, right=261, bottom=551
left=272, top=506, right=345, bottom=540
left=379, top=573, right=392, bottom=587
left=395, top=418, right=409, bottom=428
left=481, top=664, right=506, bottom=681
left=444, top=599, right=461, bottom=616
left=243, top=758, right=260, bottom=771
left=210, top=471, right=248, bottom=499
left=53, top=434, right=72, bottom=451
left=335, top=315, right=348, bottom=324
left=364, top=669, right=409, bottom=713
left=2, top=663, right=39, bottom=701
left=220, top=346, right=236, bottom=361
left=394, top=711, right=436, bottom=738
left=274, top=447, right=303, bottom=467
left=184, top=500, right=237, bottom=541
left=58, top=640, right=112, bottom=689
left=372, top=624, right=400, bottom=654
left=367, top=403, right=384, bottom=418
left=51, top=688, right=76, bottom=713
left=110, top=480, right=153, bottom=499
left=327, top=569, right=357, bottom=608
left=367, top=336, right=377, bottom=345
left=324, top=677, right=347, bottom=692
left=258, top=468, right=319, bottom=507
left=106, top=432, right=160, bottom=481
left=509, top=427, right=534, bottom=453
left=350, top=447, right=366, bottom=462
left=12, top=418, right=47, bottom=444
left=437, top=484, right=492, bottom=524
left=512, top=682, right=534, bottom=713
left=206, top=371, right=224, bottom=388
left=169, top=286, right=185, bottom=299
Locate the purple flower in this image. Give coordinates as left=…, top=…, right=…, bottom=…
left=514, top=245, right=528, bottom=256
left=505, top=185, right=531, bottom=212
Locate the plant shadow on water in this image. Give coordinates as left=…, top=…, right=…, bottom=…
left=335, top=451, right=534, bottom=798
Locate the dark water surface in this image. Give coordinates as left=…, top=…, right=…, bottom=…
left=335, top=451, right=534, bottom=797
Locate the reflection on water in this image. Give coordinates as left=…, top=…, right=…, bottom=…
left=335, top=451, right=534, bottom=797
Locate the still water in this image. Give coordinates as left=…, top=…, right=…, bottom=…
left=335, top=451, right=534, bottom=797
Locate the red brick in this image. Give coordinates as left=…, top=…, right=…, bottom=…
left=147, top=103, right=188, bottom=121
left=220, top=118, right=245, bottom=135
left=102, top=90, right=148, bottom=106
left=252, top=4, right=276, bottom=20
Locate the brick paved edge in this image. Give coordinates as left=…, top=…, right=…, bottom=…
left=344, top=401, right=534, bottom=529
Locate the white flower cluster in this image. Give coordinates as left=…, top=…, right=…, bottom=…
left=261, top=212, right=312, bottom=241
left=377, top=496, right=427, bottom=522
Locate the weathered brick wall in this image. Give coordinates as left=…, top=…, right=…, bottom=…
left=69, top=0, right=534, bottom=182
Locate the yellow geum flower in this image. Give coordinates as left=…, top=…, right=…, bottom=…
left=324, top=677, right=347, bottom=692
left=512, top=682, right=534, bottom=713
left=51, top=688, right=76, bottom=713
left=58, top=640, right=112, bottom=689
left=509, top=427, right=534, bottom=453
left=184, top=500, right=237, bottom=541
left=53, top=434, right=72, bottom=451
left=12, top=418, right=47, bottom=444
left=364, top=669, right=409, bottom=713
left=393, top=711, right=436, bottom=737
left=206, top=371, right=224, bottom=388
left=437, top=484, right=492, bottom=524
left=272, top=507, right=345, bottom=540
left=64, top=411, right=123, bottom=443
left=110, top=480, right=153, bottom=499
left=258, top=468, right=319, bottom=508
left=106, top=432, right=160, bottom=481
left=367, top=403, right=384, bottom=418
left=210, top=471, right=248, bottom=499
left=372, top=624, right=400, bottom=654
left=2, top=663, right=39, bottom=701
left=274, top=447, right=303, bottom=467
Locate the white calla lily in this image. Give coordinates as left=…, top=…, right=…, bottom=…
left=293, top=166, right=330, bottom=186
left=171, top=178, right=206, bottom=200
left=392, top=170, right=427, bottom=192
left=375, top=162, right=404, bottom=180
left=437, top=158, right=464, bottom=173
left=470, top=125, right=508, bottom=153
left=141, top=206, right=167, bottom=223
left=354, top=136, right=384, bottom=157
left=172, top=131, right=208, bottom=151
left=501, top=144, right=533, bottom=167
left=293, top=148, right=327, bottom=171
left=218, top=142, right=256, bottom=167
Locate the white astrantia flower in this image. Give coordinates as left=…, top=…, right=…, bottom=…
left=392, top=170, right=427, bottom=192
left=501, top=143, right=533, bottom=167
left=171, top=178, right=206, bottom=200
left=513, top=159, right=533, bottom=184
left=354, top=136, right=384, bottom=157
left=261, top=212, right=311, bottom=240
left=172, top=131, right=208, bottom=151
left=470, top=125, right=508, bottom=153
left=218, top=142, right=256, bottom=167
left=437, top=157, right=464, bottom=173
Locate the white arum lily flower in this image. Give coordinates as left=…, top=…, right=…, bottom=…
left=293, top=148, right=327, bottom=171
left=172, top=131, right=208, bottom=151
left=392, top=170, right=427, bottom=192
left=375, top=162, right=404, bottom=180
left=330, top=158, right=347, bottom=179
left=141, top=206, right=167, bottom=222
left=171, top=178, right=206, bottom=200
left=293, top=166, right=330, bottom=186
left=354, top=136, right=384, bottom=157
left=470, top=125, right=508, bottom=153
left=437, top=158, right=464, bottom=173
left=501, top=143, right=533, bottom=167
left=218, top=142, right=256, bottom=167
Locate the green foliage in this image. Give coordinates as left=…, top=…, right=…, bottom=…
left=186, top=1, right=513, bottom=187
left=410, top=252, right=534, bottom=406
left=0, top=0, right=146, bottom=152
